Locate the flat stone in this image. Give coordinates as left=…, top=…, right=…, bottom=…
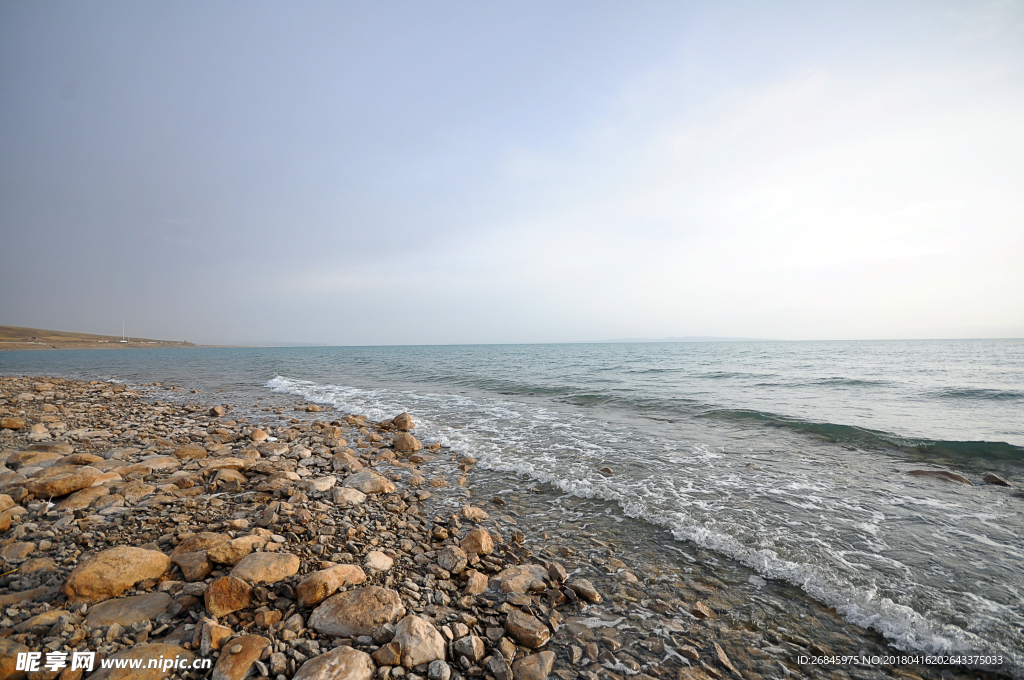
left=309, top=586, right=406, bottom=637
left=0, top=541, right=35, bottom=564
left=494, top=565, right=548, bottom=594
left=0, top=636, right=29, bottom=680
left=292, top=646, right=375, bottom=680
left=26, top=465, right=101, bottom=497
left=296, top=564, right=367, bottom=607
left=62, top=546, right=171, bottom=604
left=86, top=592, right=172, bottom=628
left=207, top=535, right=267, bottom=565
left=231, top=551, right=299, bottom=584
left=343, top=471, right=396, bottom=494
left=54, top=484, right=109, bottom=510
left=364, top=550, right=394, bottom=572
left=332, top=486, right=367, bottom=506
left=172, top=532, right=229, bottom=556
left=173, top=444, right=207, bottom=461
left=211, top=634, right=269, bottom=680
left=298, top=475, right=337, bottom=493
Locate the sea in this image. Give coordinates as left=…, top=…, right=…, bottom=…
left=2, top=339, right=1022, bottom=674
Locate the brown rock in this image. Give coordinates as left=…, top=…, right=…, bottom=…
left=62, top=546, right=172, bottom=604
left=493, top=565, right=548, bottom=594
left=0, top=542, right=35, bottom=563
left=464, top=570, right=488, bottom=596
left=569, top=578, right=602, bottom=603
left=27, top=466, right=101, bottom=497
left=172, top=551, right=214, bottom=582
left=393, top=412, right=415, bottom=431
left=293, top=646, right=375, bottom=680
left=332, top=487, right=367, bottom=506
left=505, top=610, right=550, bottom=648
left=0, top=636, right=29, bottom=680
left=0, top=417, right=26, bottom=430
left=460, top=528, right=494, bottom=555
left=211, top=634, right=270, bottom=680
left=393, top=614, right=446, bottom=668
left=231, top=551, right=299, bottom=584
left=437, top=546, right=468, bottom=574
left=392, top=432, right=422, bottom=452
left=309, top=586, right=406, bottom=637
left=512, top=651, right=556, bottom=680
left=210, top=406, right=226, bottom=417
left=173, top=444, right=207, bottom=461
left=343, top=471, right=397, bottom=494
left=0, top=494, right=13, bottom=512
left=254, top=608, right=282, bottom=628
left=207, top=535, right=267, bottom=565
left=197, top=619, right=232, bottom=655
left=85, top=592, right=172, bottom=628
left=714, top=642, right=740, bottom=676
left=171, top=532, right=228, bottom=556
left=983, top=473, right=1010, bottom=486
left=296, top=564, right=367, bottom=607
left=692, top=601, right=716, bottom=619
left=372, top=641, right=402, bottom=666
left=205, top=576, right=253, bottom=618
left=453, top=635, right=485, bottom=662
left=54, top=485, right=109, bottom=510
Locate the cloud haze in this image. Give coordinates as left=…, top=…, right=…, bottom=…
left=2, top=1, right=1022, bottom=344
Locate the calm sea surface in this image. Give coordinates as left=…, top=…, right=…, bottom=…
left=3, top=340, right=1022, bottom=671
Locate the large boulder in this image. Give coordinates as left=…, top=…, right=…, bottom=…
left=27, top=466, right=101, bottom=497
left=393, top=614, right=446, bottom=668
left=460, top=528, right=494, bottom=556
left=62, top=546, right=171, bottom=604
left=392, top=413, right=415, bottom=431
left=392, top=432, right=422, bottom=453
left=231, top=552, right=299, bottom=585
left=86, top=592, right=172, bottom=628
left=309, top=586, right=405, bottom=637
left=343, top=471, right=396, bottom=495
left=296, top=565, right=367, bottom=607
left=292, top=646, right=375, bottom=680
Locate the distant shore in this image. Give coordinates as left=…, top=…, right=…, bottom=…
left=0, top=325, right=198, bottom=351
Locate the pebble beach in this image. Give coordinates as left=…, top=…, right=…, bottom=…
left=0, top=375, right=1013, bottom=680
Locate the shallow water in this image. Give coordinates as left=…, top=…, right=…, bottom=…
left=3, top=339, right=1022, bottom=675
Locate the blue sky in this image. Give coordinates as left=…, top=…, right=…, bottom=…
left=2, top=1, right=1022, bottom=344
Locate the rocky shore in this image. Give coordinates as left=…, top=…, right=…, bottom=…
left=0, top=376, right=1010, bottom=680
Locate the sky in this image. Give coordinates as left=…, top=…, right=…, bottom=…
left=1, top=1, right=1023, bottom=345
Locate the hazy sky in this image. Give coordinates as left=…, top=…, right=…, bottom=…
left=2, top=1, right=1022, bottom=345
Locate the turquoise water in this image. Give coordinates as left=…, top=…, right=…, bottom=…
left=3, top=339, right=1023, bottom=670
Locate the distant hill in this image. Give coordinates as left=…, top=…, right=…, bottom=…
left=605, top=336, right=768, bottom=343
left=0, top=325, right=195, bottom=350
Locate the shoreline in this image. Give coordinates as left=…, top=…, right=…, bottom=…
left=0, top=375, right=1013, bottom=680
